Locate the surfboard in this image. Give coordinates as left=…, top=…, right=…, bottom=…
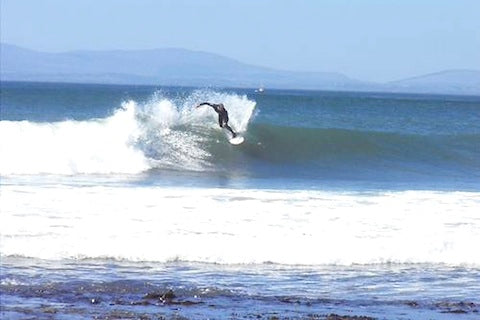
left=229, top=136, right=245, bottom=145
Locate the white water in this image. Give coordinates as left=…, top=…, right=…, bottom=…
left=0, top=90, right=256, bottom=175
left=1, top=184, right=479, bottom=266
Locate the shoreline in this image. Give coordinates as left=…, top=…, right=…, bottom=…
left=2, top=287, right=478, bottom=320
left=2, top=257, right=479, bottom=320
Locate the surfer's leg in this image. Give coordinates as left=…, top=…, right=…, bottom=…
left=219, top=115, right=236, bottom=137
left=224, top=124, right=237, bottom=138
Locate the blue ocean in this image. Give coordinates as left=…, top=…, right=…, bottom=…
left=1, top=81, right=480, bottom=319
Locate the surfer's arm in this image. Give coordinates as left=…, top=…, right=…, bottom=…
left=196, top=102, right=216, bottom=109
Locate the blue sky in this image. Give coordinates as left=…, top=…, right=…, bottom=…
left=1, top=0, right=479, bottom=82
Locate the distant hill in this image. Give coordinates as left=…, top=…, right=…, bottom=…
left=1, top=43, right=479, bottom=95
left=386, top=70, right=480, bottom=95
left=0, top=43, right=364, bottom=90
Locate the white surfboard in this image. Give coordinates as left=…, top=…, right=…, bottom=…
left=229, top=136, right=245, bottom=145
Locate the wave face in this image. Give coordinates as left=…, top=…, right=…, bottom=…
left=244, top=124, right=479, bottom=164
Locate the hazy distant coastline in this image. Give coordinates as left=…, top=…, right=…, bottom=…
left=1, top=43, right=479, bottom=95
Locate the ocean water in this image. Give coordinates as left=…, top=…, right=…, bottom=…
left=1, top=81, right=480, bottom=319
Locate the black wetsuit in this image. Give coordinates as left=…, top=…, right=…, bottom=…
left=197, top=102, right=237, bottom=137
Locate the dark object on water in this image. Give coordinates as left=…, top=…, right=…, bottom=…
left=326, top=314, right=377, bottom=320
left=141, top=289, right=201, bottom=306
left=144, top=289, right=176, bottom=303
left=436, top=301, right=478, bottom=314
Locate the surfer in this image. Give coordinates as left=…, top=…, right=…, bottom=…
left=196, top=102, right=237, bottom=138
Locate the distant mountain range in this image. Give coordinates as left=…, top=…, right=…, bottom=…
left=1, top=43, right=479, bottom=95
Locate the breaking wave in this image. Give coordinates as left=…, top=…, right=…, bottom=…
left=0, top=90, right=256, bottom=175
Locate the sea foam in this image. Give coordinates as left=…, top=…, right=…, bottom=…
left=1, top=185, right=479, bottom=266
